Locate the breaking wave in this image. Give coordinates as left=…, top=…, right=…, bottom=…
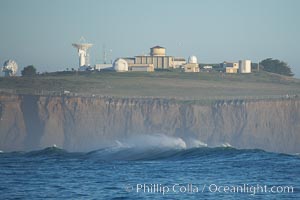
left=1, top=135, right=299, bottom=161
left=114, top=134, right=188, bottom=149
left=2, top=146, right=289, bottom=162
left=2, top=143, right=298, bottom=162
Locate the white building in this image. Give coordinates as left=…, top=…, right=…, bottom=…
left=239, top=60, right=251, bottom=73
left=188, top=56, right=198, bottom=64
left=113, top=58, right=128, bottom=72
left=129, top=64, right=154, bottom=72
left=182, top=56, right=200, bottom=72
left=94, top=64, right=113, bottom=71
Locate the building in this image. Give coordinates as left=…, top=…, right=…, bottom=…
left=202, top=65, right=213, bottom=72
left=113, top=58, right=128, bottom=72
left=112, top=59, right=154, bottom=72
left=226, top=67, right=238, bottom=73
left=135, top=46, right=173, bottom=69
left=203, top=65, right=213, bottom=69
left=221, top=61, right=239, bottom=69
left=128, top=64, right=154, bottom=72
left=182, top=56, right=200, bottom=72
left=94, top=64, right=112, bottom=71
left=172, top=57, right=186, bottom=68
left=221, top=61, right=239, bottom=74
left=239, top=60, right=251, bottom=73
left=122, top=57, right=135, bottom=65
left=183, top=63, right=200, bottom=72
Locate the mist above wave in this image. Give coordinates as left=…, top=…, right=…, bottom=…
left=86, top=135, right=238, bottom=161
left=114, top=134, right=209, bottom=150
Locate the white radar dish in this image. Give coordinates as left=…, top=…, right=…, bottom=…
left=2, top=60, right=18, bottom=76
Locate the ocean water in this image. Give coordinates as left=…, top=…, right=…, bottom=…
left=0, top=135, right=299, bottom=200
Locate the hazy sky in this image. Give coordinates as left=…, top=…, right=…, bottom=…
left=1, top=0, right=300, bottom=77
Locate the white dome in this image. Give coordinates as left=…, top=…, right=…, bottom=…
left=113, top=58, right=128, bottom=72
left=188, top=56, right=198, bottom=64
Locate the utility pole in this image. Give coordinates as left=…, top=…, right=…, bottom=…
left=103, top=44, right=107, bottom=64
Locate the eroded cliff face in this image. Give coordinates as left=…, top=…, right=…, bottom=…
left=0, top=94, right=299, bottom=153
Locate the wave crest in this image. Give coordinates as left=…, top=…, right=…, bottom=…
left=115, top=134, right=187, bottom=149
left=2, top=134, right=293, bottom=161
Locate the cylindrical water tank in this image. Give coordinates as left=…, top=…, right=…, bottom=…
left=239, top=60, right=251, bottom=73
left=150, top=46, right=166, bottom=56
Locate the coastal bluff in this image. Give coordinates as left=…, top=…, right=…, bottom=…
left=0, top=94, right=299, bottom=153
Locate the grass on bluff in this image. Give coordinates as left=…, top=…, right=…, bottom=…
left=0, top=71, right=300, bottom=100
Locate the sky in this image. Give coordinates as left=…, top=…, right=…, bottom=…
left=1, top=0, right=300, bottom=77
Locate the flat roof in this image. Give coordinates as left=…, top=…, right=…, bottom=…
left=135, top=55, right=173, bottom=58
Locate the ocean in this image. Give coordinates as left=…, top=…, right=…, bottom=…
left=0, top=135, right=299, bottom=200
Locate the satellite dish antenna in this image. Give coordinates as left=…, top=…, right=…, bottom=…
left=72, top=37, right=93, bottom=68
left=2, top=60, right=18, bottom=77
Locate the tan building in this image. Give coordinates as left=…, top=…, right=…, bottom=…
left=173, top=57, right=186, bottom=68
left=182, top=55, right=199, bottom=72
left=225, top=67, right=238, bottom=73
left=135, top=46, right=173, bottom=69
left=183, top=63, right=200, bottom=72
left=222, top=61, right=239, bottom=74
left=128, top=64, right=154, bottom=72
left=122, top=57, right=135, bottom=65
left=221, top=61, right=239, bottom=69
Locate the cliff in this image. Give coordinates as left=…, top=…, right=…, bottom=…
left=0, top=94, right=299, bottom=153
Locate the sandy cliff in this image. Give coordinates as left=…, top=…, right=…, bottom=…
left=0, top=94, right=299, bottom=153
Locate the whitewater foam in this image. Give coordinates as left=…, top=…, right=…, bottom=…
left=221, top=142, right=233, bottom=148
left=115, top=134, right=187, bottom=150
left=184, top=138, right=208, bottom=148
left=4, top=144, right=298, bottom=162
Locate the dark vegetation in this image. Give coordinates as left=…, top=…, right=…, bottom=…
left=21, top=65, right=37, bottom=77
left=260, top=58, right=294, bottom=76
